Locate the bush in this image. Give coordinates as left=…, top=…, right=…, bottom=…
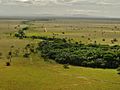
left=117, top=67, right=120, bottom=74
left=102, top=39, right=105, bottom=41
left=63, top=64, right=70, bottom=69
left=23, top=53, right=30, bottom=58
left=6, top=62, right=11, bottom=66
left=62, top=32, right=65, bottom=34
left=22, top=27, right=29, bottom=31
left=113, top=38, right=118, bottom=42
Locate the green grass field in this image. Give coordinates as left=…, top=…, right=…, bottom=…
left=0, top=19, right=120, bottom=90
left=26, top=20, right=120, bottom=45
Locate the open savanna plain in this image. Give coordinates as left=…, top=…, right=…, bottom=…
left=0, top=19, right=120, bottom=90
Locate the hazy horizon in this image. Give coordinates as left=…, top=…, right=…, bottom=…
left=0, top=0, right=120, bottom=18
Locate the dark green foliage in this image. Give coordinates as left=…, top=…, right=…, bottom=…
left=117, top=67, right=120, bottom=74
left=6, top=62, right=11, bottom=66
left=14, top=31, right=120, bottom=69
left=23, top=53, right=30, bottom=58
left=14, top=27, right=28, bottom=39
left=25, top=43, right=36, bottom=53
left=22, top=27, right=29, bottom=31
left=15, top=29, right=25, bottom=39
left=23, top=44, right=34, bottom=58
left=63, top=64, right=70, bottom=69
left=37, top=39, right=120, bottom=69
left=27, top=36, right=62, bottom=41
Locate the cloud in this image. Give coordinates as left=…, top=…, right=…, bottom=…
left=69, top=9, right=100, bottom=16
left=0, top=0, right=1, bottom=3
left=96, top=0, right=120, bottom=5
left=15, top=0, right=33, bottom=4
left=0, top=0, right=120, bottom=6
left=1, top=0, right=55, bottom=5
left=0, top=0, right=120, bottom=18
left=0, top=0, right=81, bottom=5
left=17, top=0, right=30, bottom=1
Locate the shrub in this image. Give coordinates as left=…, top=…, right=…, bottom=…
left=23, top=53, right=30, bottom=58
left=113, top=38, right=118, bottom=42
left=22, top=27, right=29, bottom=31
left=6, top=62, right=11, bottom=66
left=111, top=40, right=114, bottom=44
left=62, top=32, right=65, bottom=34
left=117, top=67, right=120, bottom=74
left=102, top=39, right=105, bottom=41
left=88, top=38, right=90, bottom=40
left=63, top=64, right=70, bottom=69
left=81, top=36, right=85, bottom=38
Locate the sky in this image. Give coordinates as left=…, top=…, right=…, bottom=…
left=0, top=0, right=120, bottom=18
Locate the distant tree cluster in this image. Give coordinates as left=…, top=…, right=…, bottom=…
left=37, top=39, right=120, bottom=69
left=15, top=26, right=29, bottom=39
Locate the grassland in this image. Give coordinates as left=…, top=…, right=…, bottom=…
left=0, top=19, right=120, bottom=90
left=26, top=19, right=120, bottom=45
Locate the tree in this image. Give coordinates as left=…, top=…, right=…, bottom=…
left=15, top=26, right=27, bottom=39
left=15, top=29, right=25, bottom=39
left=24, top=44, right=31, bottom=58
left=6, top=51, right=12, bottom=66
left=18, top=30, right=25, bottom=39
left=8, top=51, right=12, bottom=63
left=23, top=43, right=36, bottom=64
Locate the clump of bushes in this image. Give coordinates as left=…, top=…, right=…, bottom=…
left=113, top=38, right=118, bottom=42
left=37, top=38, right=120, bottom=69
left=14, top=27, right=29, bottom=39
left=15, top=29, right=25, bottom=39
left=111, top=38, right=118, bottom=44
left=23, top=53, right=31, bottom=58
left=63, top=64, right=70, bottom=69
left=6, top=62, right=11, bottom=66
left=23, top=43, right=36, bottom=58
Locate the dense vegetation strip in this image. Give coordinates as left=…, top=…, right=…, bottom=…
left=37, top=39, right=120, bottom=69
left=14, top=26, right=120, bottom=69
